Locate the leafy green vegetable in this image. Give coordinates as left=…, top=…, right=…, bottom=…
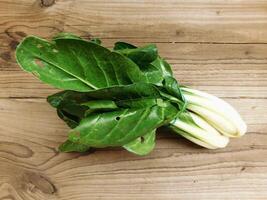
left=15, top=33, right=247, bottom=155
left=16, top=36, right=147, bottom=92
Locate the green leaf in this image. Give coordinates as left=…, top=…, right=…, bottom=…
left=116, top=44, right=158, bottom=67
left=59, top=140, right=90, bottom=152
left=161, top=76, right=187, bottom=112
left=68, top=102, right=178, bottom=148
left=114, top=41, right=173, bottom=85
left=123, top=129, right=156, bottom=156
left=16, top=36, right=147, bottom=92
left=163, top=76, right=185, bottom=102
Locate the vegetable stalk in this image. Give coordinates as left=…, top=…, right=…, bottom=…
left=170, top=87, right=247, bottom=148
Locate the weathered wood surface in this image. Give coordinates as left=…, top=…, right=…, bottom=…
left=0, top=0, right=267, bottom=199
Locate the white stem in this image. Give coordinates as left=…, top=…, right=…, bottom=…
left=170, top=112, right=229, bottom=149
left=181, top=87, right=247, bottom=137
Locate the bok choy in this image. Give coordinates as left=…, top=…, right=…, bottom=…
left=15, top=33, right=247, bottom=155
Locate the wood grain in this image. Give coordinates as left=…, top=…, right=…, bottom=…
left=0, top=0, right=267, bottom=199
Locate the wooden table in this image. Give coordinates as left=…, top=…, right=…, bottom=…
left=0, top=0, right=267, bottom=199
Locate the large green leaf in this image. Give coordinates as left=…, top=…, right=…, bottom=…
left=123, top=129, right=156, bottom=156
left=16, top=36, right=147, bottom=92
left=68, top=102, right=178, bottom=148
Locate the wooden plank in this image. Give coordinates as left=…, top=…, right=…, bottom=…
left=1, top=0, right=267, bottom=43
left=0, top=98, right=266, bottom=199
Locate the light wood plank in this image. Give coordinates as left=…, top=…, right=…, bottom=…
left=1, top=0, right=267, bottom=43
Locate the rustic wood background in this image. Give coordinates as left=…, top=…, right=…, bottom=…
left=0, top=0, right=267, bottom=199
